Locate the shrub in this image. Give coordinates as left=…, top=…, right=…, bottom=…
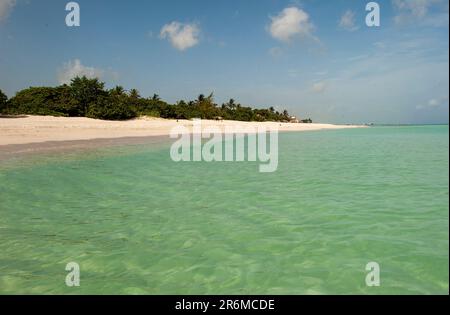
left=0, top=89, right=7, bottom=113
left=6, top=86, right=81, bottom=116
left=87, top=95, right=136, bottom=120
left=2, top=78, right=295, bottom=122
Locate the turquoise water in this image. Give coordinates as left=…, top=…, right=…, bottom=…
left=0, top=126, right=448, bottom=294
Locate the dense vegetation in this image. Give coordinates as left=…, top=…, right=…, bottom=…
left=0, top=77, right=305, bottom=122
left=0, top=89, right=7, bottom=113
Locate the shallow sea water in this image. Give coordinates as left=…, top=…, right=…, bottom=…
left=0, top=125, right=448, bottom=294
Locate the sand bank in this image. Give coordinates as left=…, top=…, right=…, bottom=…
left=0, top=115, right=365, bottom=146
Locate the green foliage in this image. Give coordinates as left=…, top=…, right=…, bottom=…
left=133, top=97, right=172, bottom=118
left=6, top=86, right=80, bottom=116
left=87, top=95, right=136, bottom=120
left=0, top=89, right=7, bottom=113
left=70, top=76, right=106, bottom=114
left=129, top=89, right=140, bottom=99
left=220, top=98, right=290, bottom=122
left=109, top=85, right=125, bottom=97
left=1, top=77, right=296, bottom=122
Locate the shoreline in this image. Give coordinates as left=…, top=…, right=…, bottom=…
left=0, top=115, right=366, bottom=146
left=0, top=115, right=366, bottom=162
left=0, top=135, right=171, bottom=163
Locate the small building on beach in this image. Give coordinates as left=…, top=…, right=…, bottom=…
left=289, top=116, right=300, bottom=123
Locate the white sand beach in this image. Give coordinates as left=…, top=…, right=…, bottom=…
left=0, top=115, right=365, bottom=146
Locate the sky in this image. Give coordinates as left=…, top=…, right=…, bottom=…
left=0, top=0, right=448, bottom=124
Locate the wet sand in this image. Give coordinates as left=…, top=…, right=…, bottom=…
left=0, top=115, right=365, bottom=162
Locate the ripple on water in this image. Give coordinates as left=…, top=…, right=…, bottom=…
left=0, top=126, right=448, bottom=294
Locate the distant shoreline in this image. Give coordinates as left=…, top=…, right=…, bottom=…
left=0, top=115, right=366, bottom=147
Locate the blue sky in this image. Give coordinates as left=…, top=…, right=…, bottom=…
left=0, top=0, right=448, bottom=124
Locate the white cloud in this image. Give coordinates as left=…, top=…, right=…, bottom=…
left=428, top=98, right=440, bottom=107
left=0, top=0, right=16, bottom=22
left=58, top=59, right=105, bottom=85
left=417, top=96, right=449, bottom=109
left=268, top=7, right=314, bottom=42
left=312, top=81, right=327, bottom=93
left=339, top=10, right=359, bottom=31
left=393, top=0, right=433, bottom=18
left=160, top=21, right=200, bottom=51
left=229, top=36, right=448, bottom=124
left=393, top=0, right=449, bottom=26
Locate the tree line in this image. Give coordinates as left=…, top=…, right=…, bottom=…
left=0, top=76, right=304, bottom=122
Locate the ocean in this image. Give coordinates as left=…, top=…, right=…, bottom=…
left=0, top=125, right=448, bottom=294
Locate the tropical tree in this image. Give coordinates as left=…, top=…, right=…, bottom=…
left=6, top=86, right=80, bottom=116
left=0, top=89, right=7, bottom=113
left=223, top=98, right=237, bottom=110
left=129, top=89, right=140, bottom=99
left=197, top=94, right=205, bottom=103
left=110, top=85, right=126, bottom=96
left=2, top=79, right=295, bottom=122
left=87, top=95, right=136, bottom=120
left=69, top=76, right=105, bottom=115
left=196, top=93, right=219, bottom=119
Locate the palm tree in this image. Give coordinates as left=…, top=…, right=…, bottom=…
left=111, top=85, right=125, bottom=96
left=197, top=94, right=205, bottom=102
left=129, top=89, right=140, bottom=99
left=70, top=76, right=105, bottom=114
left=224, top=98, right=237, bottom=110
